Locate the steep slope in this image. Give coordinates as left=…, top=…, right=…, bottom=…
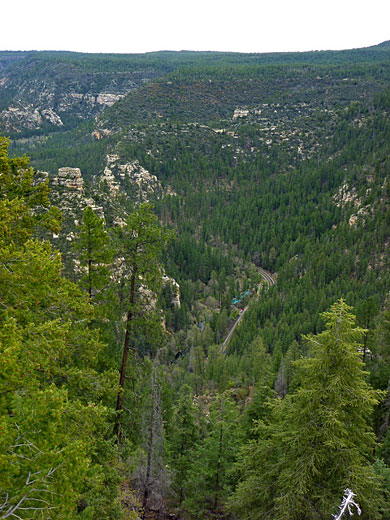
left=3, top=45, right=390, bottom=138
left=6, top=45, right=390, bottom=355
left=99, top=62, right=389, bottom=128
left=3, top=44, right=390, bottom=520
left=0, top=51, right=165, bottom=136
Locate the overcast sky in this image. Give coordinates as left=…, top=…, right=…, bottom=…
left=2, top=0, right=389, bottom=54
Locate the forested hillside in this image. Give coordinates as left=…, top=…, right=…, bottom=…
left=1, top=43, right=390, bottom=519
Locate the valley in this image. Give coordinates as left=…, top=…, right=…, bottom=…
left=0, top=43, right=390, bottom=520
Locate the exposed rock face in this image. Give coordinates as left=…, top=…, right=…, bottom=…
left=47, top=160, right=180, bottom=324
left=49, top=155, right=164, bottom=236
left=96, top=93, right=124, bottom=106
left=163, top=275, right=181, bottom=308
left=99, top=154, right=161, bottom=201
left=41, top=108, right=63, bottom=126
left=333, top=181, right=376, bottom=227
left=48, top=153, right=166, bottom=241
left=348, top=214, right=358, bottom=227
left=233, top=108, right=249, bottom=119
left=52, top=167, right=84, bottom=191
left=92, top=128, right=112, bottom=140
left=101, top=164, right=121, bottom=195
left=50, top=167, right=104, bottom=227
left=348, top=206, right=370, bottom=227
left=0, top=104, right=63, bottom=131
left=333, top=182, right=362, bottom=207
left=1, top=103, right=43, bottom=130
left=0, top=53, right=161, bottom=133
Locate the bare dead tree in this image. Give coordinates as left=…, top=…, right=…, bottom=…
left=0, top=465, right=61, bottom=519
left=137, top=351, right=169, bottom=520
left=332, top=489, right=361, bottom=520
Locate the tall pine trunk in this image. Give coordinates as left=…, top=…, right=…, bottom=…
left=113, top=268, right=137, bottom=443
left=141, top=371, right=155, bottom=519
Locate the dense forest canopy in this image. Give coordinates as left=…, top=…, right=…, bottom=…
left=0, top=43, right=390, bottom=519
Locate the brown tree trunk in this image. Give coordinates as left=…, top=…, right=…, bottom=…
left=113, top=269, right=137, bottom=443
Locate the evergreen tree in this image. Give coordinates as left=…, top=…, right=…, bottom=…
left=230, top=300, right=383, bottom=520
left=136, top=353, right=169, bottom=519
left=73, top=206, right=114, bottom=304
left=0, top=136, right=121, bottom=518
left=113, top=203, right=172, bottom=442
left=168, top=384, right=199, bottom=507
left=369, top=301, right=390, bottom=390
left=356, top=297, right=380, bottom=364
left=274, top=341, right=301, bottom=397
left=183, top=393, right=242, bottom=519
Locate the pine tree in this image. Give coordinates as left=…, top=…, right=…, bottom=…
left=0, top=136, right=61, bottom=244
left=230, top=300, right=384, bottom=520
left=113, top=203, right=173, bottom=442
left=0, top=136, right=121, bottom=518
left=137, top=353, right=169, bottom=519
left=369, top=301, right=390, bottom=390
left=73, top=206, right=113, bottom=304
left=183, top=393, right=242, bottom=519
left=168, top=384, right=199, bottom=507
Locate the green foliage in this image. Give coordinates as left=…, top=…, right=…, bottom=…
left=369, top=302, right=390, bottom=390
left=101, top=60, right=390, bottom=126
left=182, top=393, right=242, bottom=519
left=2, top=46, right=390, bottom=519
left=167, top=384, right=199, bottom=506
left=113, top=204, right=173, bottom=443
left=116, top=203, right=174, bottom=355
left=73, top=206, right=115, bottom=309
left=373, top=458, right=390, bottom=519
left=230, top=300, right=384, bottom=520
left=0, top=136, right=61, bottom=242
left=0, top=137, right=121, bottom=518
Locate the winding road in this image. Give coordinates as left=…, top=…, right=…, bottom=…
left=219, top=267, right=275, bottom=354
left=256, top=267, right=275, bottom=290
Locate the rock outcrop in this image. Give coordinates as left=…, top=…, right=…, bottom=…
left=41, top=108, right=63, bottom=126
left=333, top=182, right=362, bottom=208
left=233, top=108, right=249, bottom=119
left=1, top=103, right=43, bottom=130
left=50, top=167, right=104, bottom=229
left=0, top=53, right=161, bottom=134
left=52, top=167, right=84, bottom=191
left=163, top=275, right=181, bottom=308
left=99, top=154, right=161, bottom=201
left=45, top=157, right=178, bottom=326
left=96, top=93, right=124, bottom=106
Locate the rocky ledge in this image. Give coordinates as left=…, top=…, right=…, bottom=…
left=99, top=154, right=161, bottom=200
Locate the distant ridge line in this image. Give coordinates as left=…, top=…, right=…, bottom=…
left=369, top=40, right=390, bottom=48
